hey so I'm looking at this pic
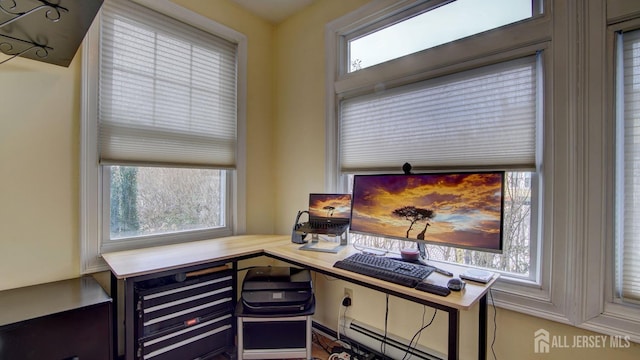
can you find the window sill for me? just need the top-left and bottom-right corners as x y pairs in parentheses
(581, 309), (640, 344)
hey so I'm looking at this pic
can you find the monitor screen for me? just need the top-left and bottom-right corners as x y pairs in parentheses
(308, 193), (352, 219)
(350, 172), (504, 253)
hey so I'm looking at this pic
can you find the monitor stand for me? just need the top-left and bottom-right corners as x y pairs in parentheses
(416, 243), (454, 276)
(418, 242), (427, 260)
(298, 232), (348, 253)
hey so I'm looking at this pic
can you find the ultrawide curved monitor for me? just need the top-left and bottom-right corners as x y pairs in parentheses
(349, 172), (504, 253)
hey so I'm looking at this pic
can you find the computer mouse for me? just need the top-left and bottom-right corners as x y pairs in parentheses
(447, 278), (466, 291)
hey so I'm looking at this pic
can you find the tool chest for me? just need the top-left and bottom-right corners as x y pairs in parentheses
(134, 268), (234, 359)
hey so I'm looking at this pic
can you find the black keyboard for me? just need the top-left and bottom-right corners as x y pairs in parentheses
(333, 253), (435, 288)
(297, 221), (349, 235)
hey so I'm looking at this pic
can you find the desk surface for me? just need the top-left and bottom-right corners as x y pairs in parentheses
(102, 234), (497, 311)
(102, 235), (290, 279)
(265, 241), (496, 310)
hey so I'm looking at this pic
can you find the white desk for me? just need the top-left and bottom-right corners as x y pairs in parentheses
(103, 234), (496, 360)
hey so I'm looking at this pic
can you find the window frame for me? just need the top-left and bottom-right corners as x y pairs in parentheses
(343, 0), (543, 74)
(325, 0), (583, 326)
(80, 0), (247, 273)
(580, 5), (640, 341)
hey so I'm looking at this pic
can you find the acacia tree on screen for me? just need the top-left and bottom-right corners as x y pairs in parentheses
(392, 206), (435, 238)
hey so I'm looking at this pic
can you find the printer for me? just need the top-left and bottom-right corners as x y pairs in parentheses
(240, 266), (314, 314)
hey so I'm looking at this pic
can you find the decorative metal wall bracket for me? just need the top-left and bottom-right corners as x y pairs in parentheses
(0, 32), (50, 64)
(0, 0), (67, 63)
(0, 0), (68, 28)
(0, 0), (102, 66)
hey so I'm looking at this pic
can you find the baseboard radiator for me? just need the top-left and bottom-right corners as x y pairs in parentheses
(338, 317), (444, 360)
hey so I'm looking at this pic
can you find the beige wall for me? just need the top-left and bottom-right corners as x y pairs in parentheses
(0, 55), (82, 290)
(1, 0), (639, 359)
(272, 0), (371, 231)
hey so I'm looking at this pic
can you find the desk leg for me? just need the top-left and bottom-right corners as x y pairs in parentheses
(124, 279), (135, 360)
(110, 273), (119, 360)
(479, 294), (488, 360)
(232, 261), (238, 358)
(448, 309), (459, 360)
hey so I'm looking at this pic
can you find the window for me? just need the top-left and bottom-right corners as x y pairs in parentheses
(338, 54), (541, 278)
(329, 0), (543, 282)
(339, 56), (539, 170)
(616, 28), (640, 304)
(326, 0), (571, 322)
(107, 166), (227, 241)
(581, 9), (640, 342)
(81, 0), (247, 272)
(347, 0), (536, 72)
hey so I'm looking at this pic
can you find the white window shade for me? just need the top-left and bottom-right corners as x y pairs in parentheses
(618, 29), (640, 303)
(99, 0), (237, 167)
(340, 56), (538, 172)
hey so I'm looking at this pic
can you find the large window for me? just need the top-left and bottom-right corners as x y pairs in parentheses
(339, 55), (541, 278)
(329, 0), (542, 281)
(81, 0), (247, 271)
(325, 0), (578, 325)
(334, 0), (640, 342)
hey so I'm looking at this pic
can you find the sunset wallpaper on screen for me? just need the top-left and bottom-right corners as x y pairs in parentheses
(350, 172), (504, 251)
(309, 194), (352, 219)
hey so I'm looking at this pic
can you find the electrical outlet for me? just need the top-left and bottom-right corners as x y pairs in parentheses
(344, 288), (353, 305)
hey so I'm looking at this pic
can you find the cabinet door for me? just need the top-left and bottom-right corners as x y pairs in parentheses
(0, 303), (111, 360)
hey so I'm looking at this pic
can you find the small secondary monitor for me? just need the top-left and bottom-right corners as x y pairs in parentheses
(349, 172), (504, 253)
(308, 193), (352, 223)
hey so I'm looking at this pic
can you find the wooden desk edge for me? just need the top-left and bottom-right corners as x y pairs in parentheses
(102, 234), (290, 279)
(264, 242), (498, 311)
(101, 234), (497, 311)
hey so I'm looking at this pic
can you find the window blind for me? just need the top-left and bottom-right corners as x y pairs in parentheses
(99, 0), (237, 168)
(339, 55), (538, 172)
(618, 29), (640, 302)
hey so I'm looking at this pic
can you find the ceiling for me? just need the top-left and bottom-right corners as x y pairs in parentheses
(231, 0), (315, 23)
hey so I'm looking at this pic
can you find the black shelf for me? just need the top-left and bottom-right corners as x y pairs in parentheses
(0, 0), (103, 66)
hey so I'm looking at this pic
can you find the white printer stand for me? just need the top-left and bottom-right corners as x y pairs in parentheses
(235, 299), (315, 360)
